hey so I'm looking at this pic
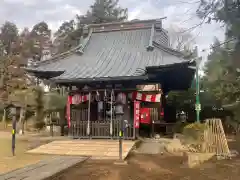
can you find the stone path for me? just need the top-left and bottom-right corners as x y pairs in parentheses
(0, 156), (88, 180)
(27, 140), (136, 160)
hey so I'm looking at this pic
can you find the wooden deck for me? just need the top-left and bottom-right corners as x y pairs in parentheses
(27, 140), (136, 160)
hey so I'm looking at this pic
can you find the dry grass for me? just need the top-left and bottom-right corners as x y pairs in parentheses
(0, 122), (12, 132)
(0, 137), (52, 174)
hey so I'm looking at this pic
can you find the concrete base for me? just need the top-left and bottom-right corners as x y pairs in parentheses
(187, 152), (215, 168)
(164, 139), (187, 156)
(45, 126), (61, 133)
(114, 160), (128, 165)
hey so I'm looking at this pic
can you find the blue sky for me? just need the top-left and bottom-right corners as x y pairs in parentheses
(0, 0), (225, 63)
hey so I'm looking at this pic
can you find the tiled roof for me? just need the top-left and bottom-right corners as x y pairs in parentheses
(27, 19), (190, 82)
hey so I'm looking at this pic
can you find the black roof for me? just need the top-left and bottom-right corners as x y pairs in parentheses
(26, 19), (193, 83)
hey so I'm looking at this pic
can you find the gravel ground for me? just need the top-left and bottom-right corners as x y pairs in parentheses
(52, 153), (240, 180)
(52, 135), (240, 180)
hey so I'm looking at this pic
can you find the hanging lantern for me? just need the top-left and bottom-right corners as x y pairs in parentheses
(72, 94), (82, 104)
(104, 89), (108, 101)
(81, 93), (87, 102)
(91, 93), (95, 102)
(117, 92), (126, 104)
(95, 91), (100, 101)
(111, 90), (115, 102)
(160, 108), (164, 117)
(115, 104), (124, 115)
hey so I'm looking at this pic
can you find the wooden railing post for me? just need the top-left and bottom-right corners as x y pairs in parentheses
(87, 92), (91, 137)
(11, 107), (17, 156)
(110, 90), (113, 137)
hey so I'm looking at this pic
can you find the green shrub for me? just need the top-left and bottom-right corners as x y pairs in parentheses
(34, 121), (45, 130)
(183, 122), (206, 142)
(173, 121), (187, 133)
(182, 122), (206, 152)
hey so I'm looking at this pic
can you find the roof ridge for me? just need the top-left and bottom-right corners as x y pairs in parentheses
(76, 28), (93, 55)
(88, 17), (166, 28)
(152, 41), (185, 58)
(147, 24), (155, 51)
(92, 26), (151, 33)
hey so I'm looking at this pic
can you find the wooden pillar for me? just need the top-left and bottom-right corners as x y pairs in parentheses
(87, 92), (91, 136)
(110, 90), (113, 136)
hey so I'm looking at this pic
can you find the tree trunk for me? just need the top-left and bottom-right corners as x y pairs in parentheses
(18, 108), (26, 135)
(2, 108), (7, 129)
(50, 113), (53, 136)
(236, 123), (240, 135)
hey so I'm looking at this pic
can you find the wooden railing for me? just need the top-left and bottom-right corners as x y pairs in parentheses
(70, 108), (135, 139)
(69, 120), (134, 139)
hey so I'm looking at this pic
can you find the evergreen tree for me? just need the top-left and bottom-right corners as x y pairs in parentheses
(202, 37), (240, 126)
(0, 21), (18, 55)
(89, 0), (128, 23)
(197, 0), (240, 67)
(30, 21), (52, 62)
(55, 0), (128, 54)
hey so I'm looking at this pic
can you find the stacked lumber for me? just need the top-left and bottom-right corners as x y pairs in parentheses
(203, 118), (231, 159)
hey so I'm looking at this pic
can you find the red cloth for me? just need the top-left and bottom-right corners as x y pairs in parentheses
(140, 108), (151, 124)
(129, 92), (161, 102)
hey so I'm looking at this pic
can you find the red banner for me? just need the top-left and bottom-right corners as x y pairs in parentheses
(134, 101), (140, 128)
(140, 108), (151, 124)
(72, 94), (89, 104)
(129, 92), (161, 102)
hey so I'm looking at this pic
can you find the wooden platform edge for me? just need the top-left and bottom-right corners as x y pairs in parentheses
(43, 157), (90, 180)
(0, 157), (59, 177)
(0, 157), (90, 180)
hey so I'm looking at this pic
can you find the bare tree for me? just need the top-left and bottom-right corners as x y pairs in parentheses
(167, 25), (196, 52)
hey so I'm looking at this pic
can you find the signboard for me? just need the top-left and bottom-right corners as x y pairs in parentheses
(134, 101), (140, 128)
(136, 84), (161, 91)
